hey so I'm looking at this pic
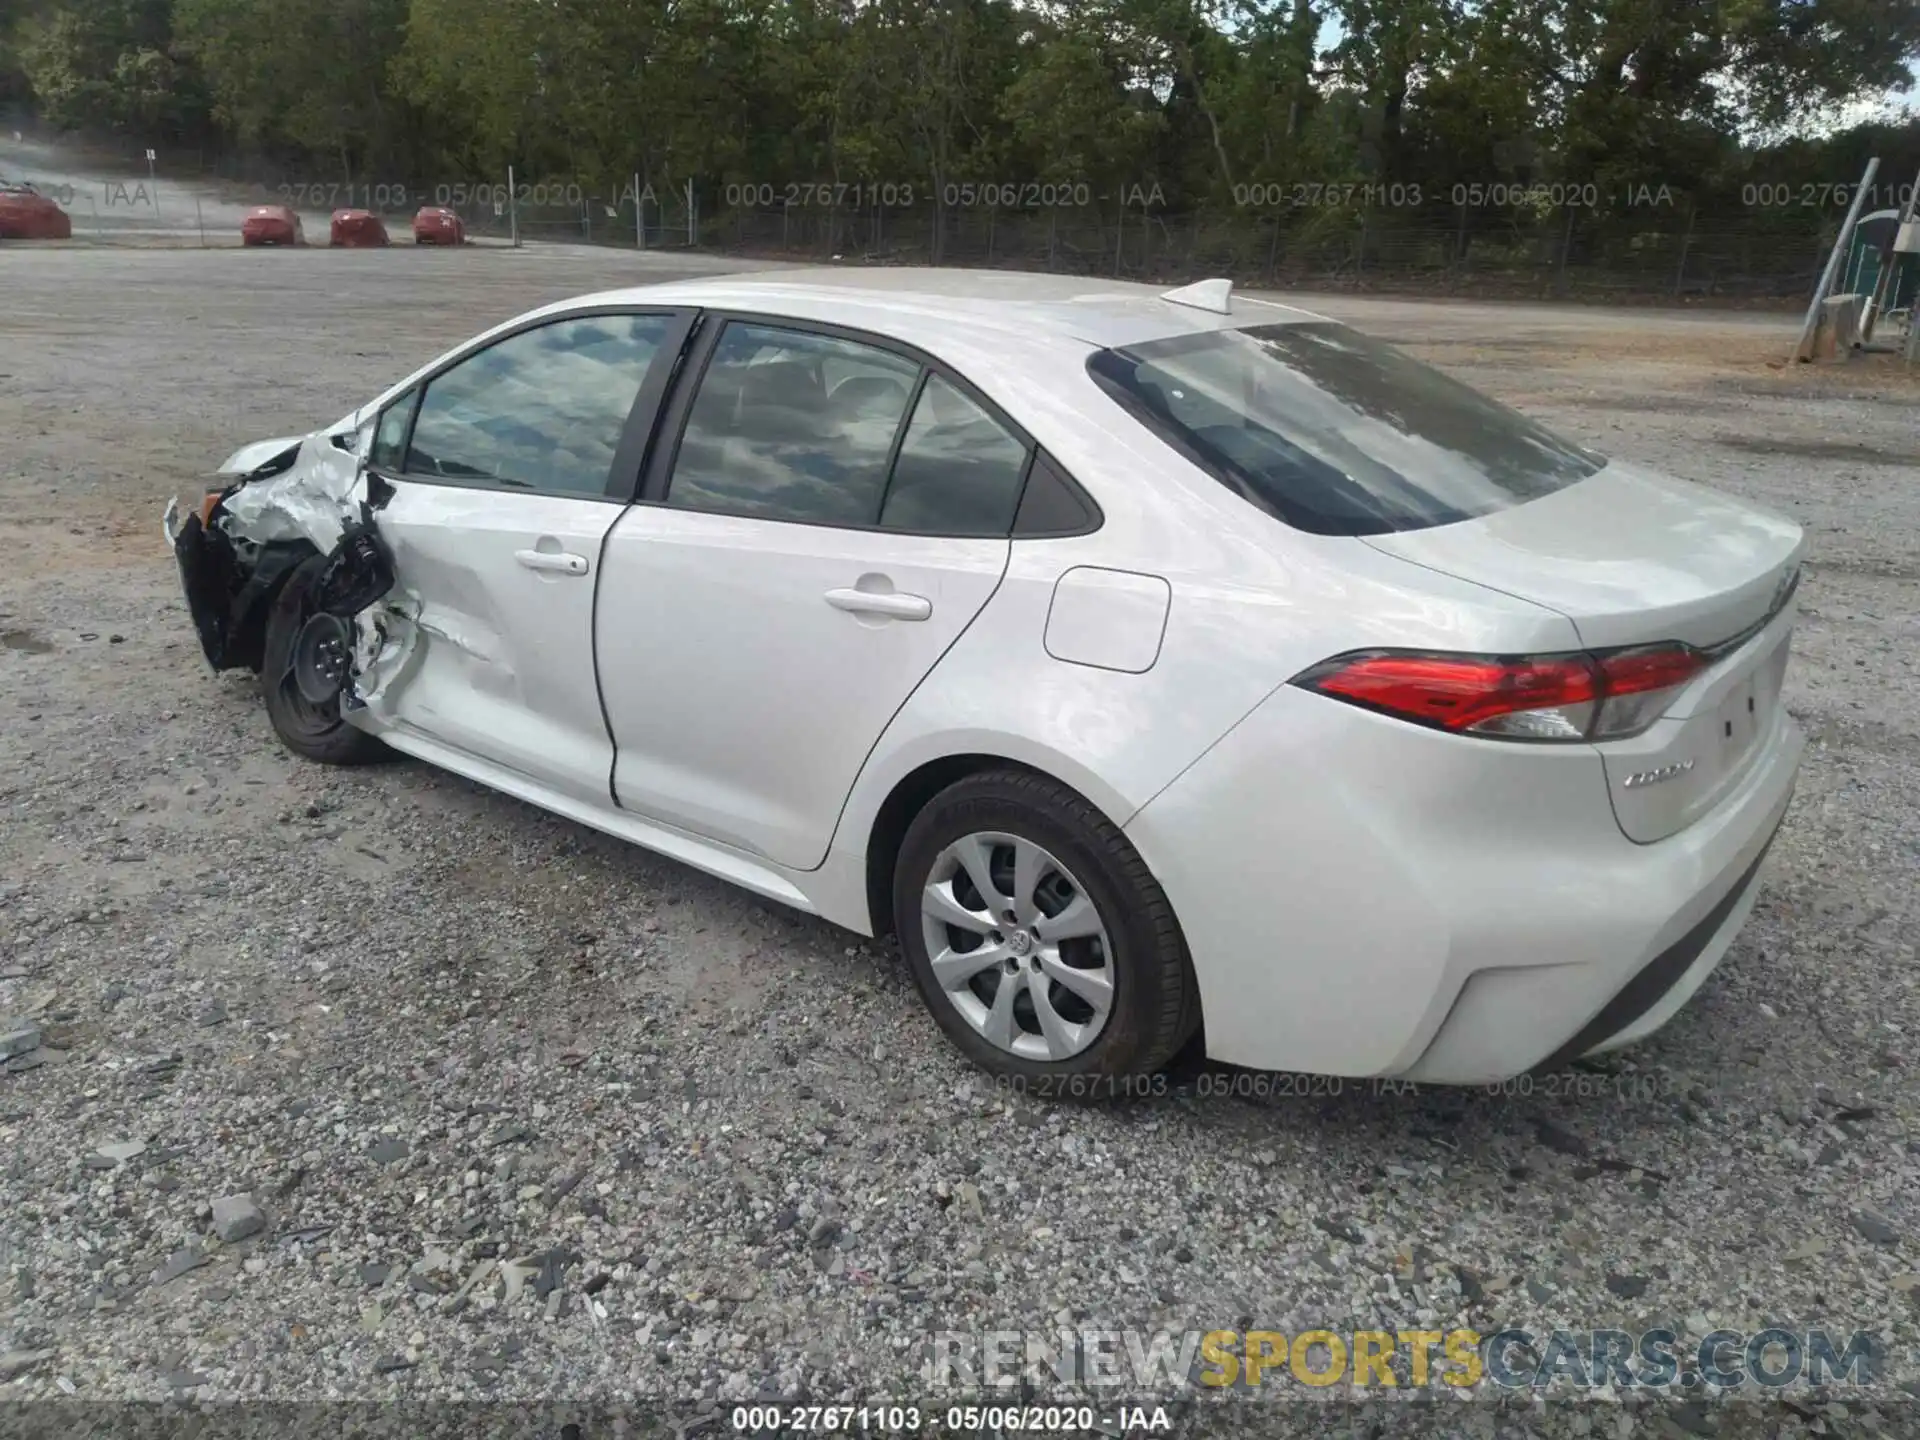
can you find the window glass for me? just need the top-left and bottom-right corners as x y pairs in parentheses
(1012, 451), (1097, 536)
(666, 323), (920, 525)
(1087, 322), (1604, 536)
(879, 374), (1030, 535)
(404, 314), (670, 495)
(369, 393), (412, 471)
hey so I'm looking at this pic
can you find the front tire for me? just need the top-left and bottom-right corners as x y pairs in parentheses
(893, 769), (1197, 1085)
(260, 554), (388, 766)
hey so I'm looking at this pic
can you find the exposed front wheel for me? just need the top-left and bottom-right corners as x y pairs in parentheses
(894, 769), (1197, 1085)
(260, 554), (388, 766)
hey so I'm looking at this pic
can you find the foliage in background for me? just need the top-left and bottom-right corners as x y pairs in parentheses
(1, 0), (1916, 229)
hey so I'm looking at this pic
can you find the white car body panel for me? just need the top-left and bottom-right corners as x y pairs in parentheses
(1123, 665), (1800, 1079)
(217, 433), (361, 548)
(180, 268), (1807, 1082)
(364, 482), (621, 805)
(216, 435), (309, 476)
(1363, 460), (1805, 652)
(1366, 461), (1806, 844)
(596, 505), (1010, 868)
(375, 722), (817, 913)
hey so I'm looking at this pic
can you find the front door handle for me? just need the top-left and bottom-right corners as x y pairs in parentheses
(824, 587), (932, 621)
(515, 549), (589, 576)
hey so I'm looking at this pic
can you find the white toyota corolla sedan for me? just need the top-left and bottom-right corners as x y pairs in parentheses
(165, 269), (1804, 1089)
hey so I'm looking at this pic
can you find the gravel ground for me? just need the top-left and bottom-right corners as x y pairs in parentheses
(1, 247), (1917, 1438)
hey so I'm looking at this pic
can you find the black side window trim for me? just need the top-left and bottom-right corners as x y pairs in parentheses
(639, 311), (1063, 540)
(868, 366), (933, 527)
(368, 305), (699, 502)
(370, 385), (424, 473)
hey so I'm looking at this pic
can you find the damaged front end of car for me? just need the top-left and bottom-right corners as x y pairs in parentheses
(164, 424), (404, 714)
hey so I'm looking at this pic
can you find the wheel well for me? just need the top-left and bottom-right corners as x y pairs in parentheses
(237, 541), (321, 672)
(861, 754), (1208, 1060)
(864, 754), (1051, 938)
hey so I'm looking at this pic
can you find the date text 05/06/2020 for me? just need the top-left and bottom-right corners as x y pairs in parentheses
(728, 1403), (1175, 1434)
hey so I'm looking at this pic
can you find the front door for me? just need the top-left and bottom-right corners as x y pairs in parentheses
(360, 308), (688, 803)
(597, 318), (1036, 869)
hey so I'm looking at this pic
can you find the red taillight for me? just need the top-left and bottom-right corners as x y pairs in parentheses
(1593, 644), (1704, 695)
(1297, 653), (1598, 733)
(1588, 643), (1707, 738)
(1293, 643), (1705, 742)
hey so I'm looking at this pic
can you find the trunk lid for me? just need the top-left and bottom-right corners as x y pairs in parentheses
(1364, 462), (1805, 842)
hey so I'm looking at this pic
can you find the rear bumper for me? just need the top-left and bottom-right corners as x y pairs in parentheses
(1123, 682), (1803, 1082)
(1531, 808), (1782, 1071)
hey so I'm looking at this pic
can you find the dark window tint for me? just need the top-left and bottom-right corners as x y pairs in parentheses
(879, 374), (1030, 535)
(667, 323), (920, 525)
(1088, 322), (1604, 536)
(404, 314), (670, 496)
(1013, 451), (1097, 536)
(369, 393), (412, 471)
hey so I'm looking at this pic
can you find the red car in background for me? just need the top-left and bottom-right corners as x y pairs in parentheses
(0, 182), (72, 240)
(329, 209), (390, 247)
(412, 206), (466, 245)
(241, 205), (305, 246)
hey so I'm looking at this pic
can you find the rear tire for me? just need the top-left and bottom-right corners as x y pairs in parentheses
(893, 768), (1197, 1090)
(260, 554), (388, 766)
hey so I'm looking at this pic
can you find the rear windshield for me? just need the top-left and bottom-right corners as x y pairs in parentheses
(1087, 322), (1603, 536)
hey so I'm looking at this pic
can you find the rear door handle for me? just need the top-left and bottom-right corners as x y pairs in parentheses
(824, 587), (932, 621)
(515, 549), (589, 576)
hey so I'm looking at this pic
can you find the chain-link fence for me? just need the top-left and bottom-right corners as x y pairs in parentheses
(0, 129), (1890, 306)
(716, 200), (1843, 302)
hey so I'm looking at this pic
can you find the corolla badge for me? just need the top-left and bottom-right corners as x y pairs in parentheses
(1622, 758), (1696, 789)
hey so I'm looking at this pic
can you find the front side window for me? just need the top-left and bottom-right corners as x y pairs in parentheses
(879, 374), (1031, 536)
(1088, 322), (1604, 536)
(404, 313), (671, 496)
(666, 323), (921, 525)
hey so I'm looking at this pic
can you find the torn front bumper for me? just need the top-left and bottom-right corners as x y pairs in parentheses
(165, 491), (314, 673)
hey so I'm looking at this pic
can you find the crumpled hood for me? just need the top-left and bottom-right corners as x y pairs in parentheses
(215, 416), (366, 551)
(215, 434), (310, 477)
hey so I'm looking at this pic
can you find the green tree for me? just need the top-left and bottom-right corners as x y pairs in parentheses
(174, 0), (409, 178)
(16, 0), (203, 134)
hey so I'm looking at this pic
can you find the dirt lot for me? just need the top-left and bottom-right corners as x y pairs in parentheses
(1, 246), (1917, 1435)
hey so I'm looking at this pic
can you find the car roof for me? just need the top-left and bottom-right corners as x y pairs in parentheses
(563, 267), (1329, 351)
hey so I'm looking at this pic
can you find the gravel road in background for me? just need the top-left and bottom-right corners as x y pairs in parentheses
(1, 247), (1916, 1437)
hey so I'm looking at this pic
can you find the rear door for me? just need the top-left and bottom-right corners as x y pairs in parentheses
(362, 308), (692, 804)
(597, 317), (1034, 869)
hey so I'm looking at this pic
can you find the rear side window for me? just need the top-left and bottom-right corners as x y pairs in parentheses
(665, 323), (920, 525)
(879, 374), (1030, 536)
(1088, 322), (1603, 536)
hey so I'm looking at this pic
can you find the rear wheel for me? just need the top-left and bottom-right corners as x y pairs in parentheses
(893, 769), (1197, 1087)
(260, 554), (387, 765)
